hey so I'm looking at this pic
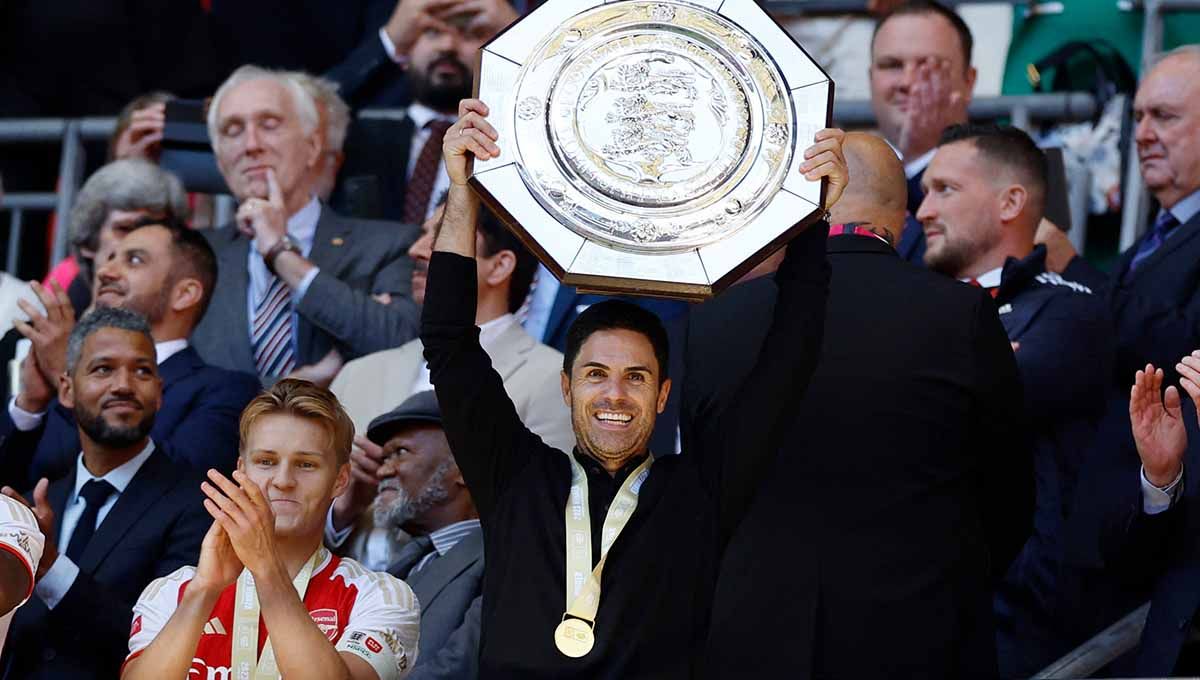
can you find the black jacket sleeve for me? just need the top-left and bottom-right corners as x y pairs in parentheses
(691, 222), (831, 547)
(421, 252), (551, 519)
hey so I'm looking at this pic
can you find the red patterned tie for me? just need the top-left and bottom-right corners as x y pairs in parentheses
(402, 119), (452, 225)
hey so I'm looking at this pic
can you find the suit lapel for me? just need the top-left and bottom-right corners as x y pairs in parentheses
(156, 346), (203, 388)
(49, 469), (75, 541)
(217, 231), (256, 373)
(409, 530), (483, 611)
(296, 206), (353, 363)
(76, 451), (171, 573)
(1122, 216), (1200, 285)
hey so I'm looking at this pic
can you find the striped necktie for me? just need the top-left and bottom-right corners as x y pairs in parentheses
(252, 274), (296, 379)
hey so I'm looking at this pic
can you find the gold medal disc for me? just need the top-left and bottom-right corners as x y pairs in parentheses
(554, 617), (595, 658)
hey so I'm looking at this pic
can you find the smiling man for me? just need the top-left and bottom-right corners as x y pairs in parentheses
(0, 308), (210, 680)
(0, 218), (259, 491)
(122, 379), (420, 680)
(419, 98), (845, 678)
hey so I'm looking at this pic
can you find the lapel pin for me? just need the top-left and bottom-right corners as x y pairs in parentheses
(331, 237), (345, 247)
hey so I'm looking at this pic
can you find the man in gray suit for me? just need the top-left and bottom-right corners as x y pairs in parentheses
(192, 65), (420, 383)
(365, 391), (484, 680)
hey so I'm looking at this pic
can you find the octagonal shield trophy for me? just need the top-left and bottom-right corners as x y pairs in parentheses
(471, 0), (833, 300)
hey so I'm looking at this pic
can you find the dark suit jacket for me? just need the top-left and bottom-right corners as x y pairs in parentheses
(331, 115), (415, 222)
(689, 234), (1030, 679)
(896, 170), (927, 265)
(192, 205), (421, 375)
(391, 529), (484, 680)
(0, 346), (259, 490)
(0, 446), (209, 680)
(1063, 212), (1200, 388)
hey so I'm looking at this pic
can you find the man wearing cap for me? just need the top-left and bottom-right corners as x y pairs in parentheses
(364, 391), (482, 680)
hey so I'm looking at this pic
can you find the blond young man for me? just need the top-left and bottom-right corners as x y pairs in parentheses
(122, 379), (420, 680)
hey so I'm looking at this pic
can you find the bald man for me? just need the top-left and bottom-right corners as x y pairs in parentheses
(686, 132), (1029, 679)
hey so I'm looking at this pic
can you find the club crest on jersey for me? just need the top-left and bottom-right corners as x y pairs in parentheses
(310, 608), (339, 641)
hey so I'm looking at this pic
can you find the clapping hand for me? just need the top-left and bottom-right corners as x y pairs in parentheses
(14, 280), (75, 383)
(1130, 365), (1186, 488)
(897, 57), (969, 159)
(1, 479), (58, 579)
(201, 470), (281, 577)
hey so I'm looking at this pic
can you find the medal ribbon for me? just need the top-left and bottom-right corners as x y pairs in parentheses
(231, 547), (326, 680)
(562, 454), (653, 627)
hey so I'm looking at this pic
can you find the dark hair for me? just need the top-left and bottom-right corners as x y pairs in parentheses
(477, 207), (538, 313)
(563, 301), (670, 380)
(129, 215), (219, 322)
(872, 1), (974, 70)
(67, 307), (154, 373)
(938, 123), (1047, 213)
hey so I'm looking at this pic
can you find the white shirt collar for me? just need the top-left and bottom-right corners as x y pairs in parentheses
(478, 313), (516, 349)
(961, 266), (1003, 288)
(407, 103), (455, 131)
(904, 148), (937, 180)
(72, 440), (156, 500)
(1164, 188), (1200, 226)
(155, 339), (188, 365)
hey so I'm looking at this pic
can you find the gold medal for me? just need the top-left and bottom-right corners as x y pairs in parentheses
(554, 616), (595, 658)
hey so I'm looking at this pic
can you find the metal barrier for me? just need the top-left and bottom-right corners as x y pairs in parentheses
(1035, 602), (1151, 679)
(0, 91), (1099, 276)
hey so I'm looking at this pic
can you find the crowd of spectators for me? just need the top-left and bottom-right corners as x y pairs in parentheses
(0, 0), (1197, 678)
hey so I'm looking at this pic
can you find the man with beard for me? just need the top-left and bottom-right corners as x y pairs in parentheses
(193, 66), (420, 383)
(420, 98), (845, 678)
(0, 307), (210, 680)
(0, 218), (260, 490)
(917, 124), (1114, 676)
(331, 0), (518, 223)
(361, 391), (484, 680)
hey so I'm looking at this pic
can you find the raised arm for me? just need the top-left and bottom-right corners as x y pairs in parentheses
(420, 98), (552, 519)
(693, 129), (847, 546)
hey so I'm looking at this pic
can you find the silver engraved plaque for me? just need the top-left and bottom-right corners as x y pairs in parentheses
(472, 0), (833, 299)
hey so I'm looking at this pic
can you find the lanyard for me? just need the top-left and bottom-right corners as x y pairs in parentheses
(231, 547), (325, 679)
(555, 453), (653, 657)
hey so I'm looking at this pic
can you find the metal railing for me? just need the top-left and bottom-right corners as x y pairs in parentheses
(0, 92), (1101, 277)
(1035, 602), (1151, 679)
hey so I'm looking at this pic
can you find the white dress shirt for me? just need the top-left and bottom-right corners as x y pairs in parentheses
(904, 147), (937, 180)
(8, 339), (192, 432)
(960, 266), (1003, 288)
(36, 441), (155, 609)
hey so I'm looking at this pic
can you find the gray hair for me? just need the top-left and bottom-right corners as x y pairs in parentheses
(66, 307), (154, 374)
(70, 159), (188, 258)
(293, 73), (351, 152)
(207, 65), (321, 147)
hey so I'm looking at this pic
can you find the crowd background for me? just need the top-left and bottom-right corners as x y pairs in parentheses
(1, 0), (1200, 678)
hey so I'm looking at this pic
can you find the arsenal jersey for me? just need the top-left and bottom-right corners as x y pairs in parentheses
(126, 551), (420, 679)
(0, 495), (43, 658)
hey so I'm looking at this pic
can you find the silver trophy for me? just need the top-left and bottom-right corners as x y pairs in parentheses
(472, 0), (833, 299)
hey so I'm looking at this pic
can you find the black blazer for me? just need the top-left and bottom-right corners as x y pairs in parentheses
(0, 446), (209, 680)
(0, 346), (259, 490)
(331, 115), (415, 222)
(688, 234), (1030, 679)
(1064, 212), (1200, 387)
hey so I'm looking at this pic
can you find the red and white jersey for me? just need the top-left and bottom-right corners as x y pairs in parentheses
(0, 495), (43, 658)
(126, 552), (420, 680)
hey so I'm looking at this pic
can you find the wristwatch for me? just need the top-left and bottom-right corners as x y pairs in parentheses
(264, 235), (302, 276)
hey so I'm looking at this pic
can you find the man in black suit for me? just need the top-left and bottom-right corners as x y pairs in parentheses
(0, 218), (260, 489)
(1040, 45), (1200, 390)
(869, 0), (976, 264)
(0, 307), (209, 680)
(917, 124), (1115, 675)
(346, 391), (485, 680)
(193, 66), (421, 384)
(693, 132), (1029, 679)
(330, 0), (518, 223)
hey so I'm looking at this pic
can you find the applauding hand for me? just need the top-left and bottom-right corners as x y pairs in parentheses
(1130, 365), (1186, 488)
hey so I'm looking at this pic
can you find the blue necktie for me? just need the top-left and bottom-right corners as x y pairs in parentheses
(1129, 211), (1181, 273)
